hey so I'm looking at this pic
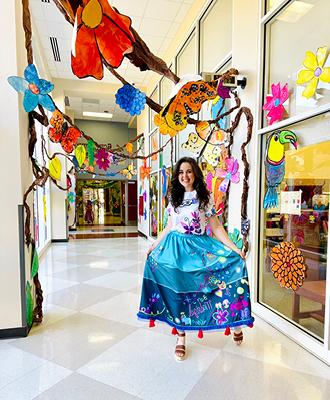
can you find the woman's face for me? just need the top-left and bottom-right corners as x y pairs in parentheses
(178, 162), (195, 192)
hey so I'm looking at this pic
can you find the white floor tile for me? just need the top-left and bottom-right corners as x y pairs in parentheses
(0, 380), (41, 400)
(84, 271), (143, 291)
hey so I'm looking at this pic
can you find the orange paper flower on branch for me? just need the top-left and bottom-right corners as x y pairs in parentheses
(126, 142), (133, 154)
(269, 242), (307, 291)
(72, 0), (135, 80)
(139, 159), (151, 181)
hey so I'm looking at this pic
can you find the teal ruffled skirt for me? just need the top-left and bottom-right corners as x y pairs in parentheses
(137, 231), (254, 332)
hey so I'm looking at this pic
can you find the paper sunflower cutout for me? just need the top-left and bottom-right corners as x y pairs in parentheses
(95, 148), (110, 171)
(296, 45), (330, 99)
(49, 110), (81, 153)
(115, 84), (146, 116)
(262, 82), (289, 125)
(215, 157), (240, 193)
(72, 0), (135, 80)
(8, 64), (55, 112)
(269, 242), (307, 291)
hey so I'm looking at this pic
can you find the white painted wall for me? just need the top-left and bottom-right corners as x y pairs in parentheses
(0, 0), (34, 330)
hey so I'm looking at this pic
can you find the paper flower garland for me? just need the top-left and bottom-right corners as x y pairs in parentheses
(48, 110), (81, 153)
(95, 148), (110, 171)
(71, 0), (135, 80)
(115, 84), (146, 116)
(262, 82), (289, 125)
(296, 45), (330, 99)
(215, 158), (240, 193)
(8, 64), (55, 112)
(269, 242), (306, 291)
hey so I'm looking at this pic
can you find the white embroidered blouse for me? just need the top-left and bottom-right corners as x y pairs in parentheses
(167, 190), (217, 235)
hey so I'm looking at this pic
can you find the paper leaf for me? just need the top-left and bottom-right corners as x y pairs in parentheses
(75, 145), (86, 167)
(49, 157), (62, 180)
(26, 282), (34, 325)
(31, 249), (39, 279)
(87, 140), (95, 165)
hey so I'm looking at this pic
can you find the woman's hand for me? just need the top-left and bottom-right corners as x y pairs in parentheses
(146, 246), (154, 259)
(235, 248), (245, 260)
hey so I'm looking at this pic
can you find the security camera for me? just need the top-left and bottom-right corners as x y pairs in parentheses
(201, 72), (247, 90)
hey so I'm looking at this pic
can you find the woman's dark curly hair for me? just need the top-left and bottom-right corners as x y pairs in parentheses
(170, 157), (210, 211)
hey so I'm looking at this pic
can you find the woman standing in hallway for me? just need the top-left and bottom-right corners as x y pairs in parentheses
(84, 199), (94, 224)
(137, 157), (254, 360)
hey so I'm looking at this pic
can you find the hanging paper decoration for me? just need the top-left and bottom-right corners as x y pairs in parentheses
(49, 157), (62, 180)
(75, 145), (86, 167)
(162, 166), (171, 206)
(151, 136), (158, 161)
(48, 110), (81, 153)
(31, 248), (39, 279)
(126, 142), (133, 154)
(140, 159), (151, 181)
(241, 219), (250, 236)
(95, 148), (110, 171)
(107, 152), (114, 164)
(122, 163), (137, 179)
(216, 80), (230, 99)
(211, 96), (226, 130)
(154, 114), (179, 137)
(143, 190), (147, 202)
(229, 228), (243, 250)
(206, 172), (225, 214)
(43, 193), (47, 223)
(293, 229), (305, 246)
(87, 140), (95, 166)
(71, 0), (135, 80)
(84, 158), (96, 172)
(112, 154), (121, 165)
(7, 64), (55, 112)
(67, 191), (76, 203)
(182, 121), (228, 167)
(158, 80), (217, 133)
(115, 84), (146, 116)
(215, 158), (240, 193)
(26, 282), (34, 325)
(296, 45), (330, 99)
(269, 242), (307, 291)
(262, 82), (290, 125)
(263, 130), (297, 209)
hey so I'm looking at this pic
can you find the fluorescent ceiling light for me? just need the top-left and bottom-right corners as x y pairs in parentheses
(83, 111), (113, 118)
(271, 1), (314, 23)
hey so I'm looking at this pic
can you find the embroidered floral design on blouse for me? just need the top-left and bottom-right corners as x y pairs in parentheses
(181, 211), (202, 235)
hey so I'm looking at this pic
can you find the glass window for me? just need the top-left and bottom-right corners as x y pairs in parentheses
(149, 173), (159, 237)
(200, 0), (233, 72)
(177, 31), (196, 77)
(149, 88), (159, 132)
(258, 112), (330, 340)
(263, 0), (330, 126)
(150, 131), (159, 171)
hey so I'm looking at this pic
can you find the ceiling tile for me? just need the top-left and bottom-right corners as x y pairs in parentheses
(112, 0), (148, 17)
(38, 35), (51, 50)
(43, 48), (55, 62)
(130, 16), (142, 31)
(56, 38), (72, 53)
(166, 22), (181, 39)
(46, 59), (57, 70)
(143, 0), (181, 22)
(47, 22), (73, 39)
(59, 51), (71, 64)
(41, 2), (66, 24)
(55, 62), (72, 72)
(49, 70), (58, 78)
(33, 19), (49, 36)
(174, 3), (191, 23)
(139, 18), (171, 36)
(139, 35), (164, 52)
(159, 37), (173, 52)
(30, 1), (45, 21)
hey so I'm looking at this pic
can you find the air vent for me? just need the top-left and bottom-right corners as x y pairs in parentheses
(82, 98), (100, 105)
(41, 0), (50, 3)
(50, 37), (61, 62)
(64, 96), (70, 107)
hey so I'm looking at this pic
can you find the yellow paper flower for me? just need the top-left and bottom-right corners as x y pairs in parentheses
(154, 114), (179, 137)
(296, 45), (330, 99)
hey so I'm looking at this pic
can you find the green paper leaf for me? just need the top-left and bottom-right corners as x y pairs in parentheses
(31, 249), (39, 279)
(49, 157), (61, 180)
(87, 140), (95, 166)
(75, 145), (86, 167)
(236, 238), (243, 250)
(26, 282), (34, 326)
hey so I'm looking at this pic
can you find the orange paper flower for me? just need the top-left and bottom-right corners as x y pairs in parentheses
(126, 142), (133, 154)
(72, 0), (135, 80)
(140, 159), (151, 180)
(154, 114), (179, 137)
(269, 242), (306, 291)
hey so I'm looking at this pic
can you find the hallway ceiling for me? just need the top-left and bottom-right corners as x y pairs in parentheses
(30, 0), (195, 122)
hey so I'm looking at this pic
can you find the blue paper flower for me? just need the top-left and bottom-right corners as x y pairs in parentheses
(67, 191), (76, 203)
(8, 64), (55, 112)
(115, 84), (146, 116)
(106, 172), (116, 177)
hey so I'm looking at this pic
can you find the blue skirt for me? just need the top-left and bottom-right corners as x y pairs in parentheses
(137, 231), (254, 332)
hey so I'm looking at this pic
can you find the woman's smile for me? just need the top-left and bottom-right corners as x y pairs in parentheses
(178, 162), (195, 191)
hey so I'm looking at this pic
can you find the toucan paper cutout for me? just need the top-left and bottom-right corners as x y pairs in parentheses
(269, 242), (306, 291)
(263, 130), (297, 209)
(8, 64), (55, 112)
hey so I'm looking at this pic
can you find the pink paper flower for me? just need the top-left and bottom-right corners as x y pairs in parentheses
(95, 148), (110, 171)
(215, 158), (240, 193)
(262, 82), (289, 125)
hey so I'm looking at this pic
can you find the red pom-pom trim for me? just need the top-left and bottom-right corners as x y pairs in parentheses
(224, 325), (231, 336)
(198, 328), (203, 339)
(149, 318), (155, 328)
(248, 323), (254, 328)
(172, 326), (178, 335)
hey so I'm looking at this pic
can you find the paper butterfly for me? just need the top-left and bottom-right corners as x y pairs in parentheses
(122, 163), (137, 179)
(292, 212), (308, 225)
(160, 80), (217, 132)
(182, 121), (228, 167)
(293, 229), (304, 245)
(240, 308), (250, 320)
(48, 110), (81, 153)
(140, 159), (151, 181)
